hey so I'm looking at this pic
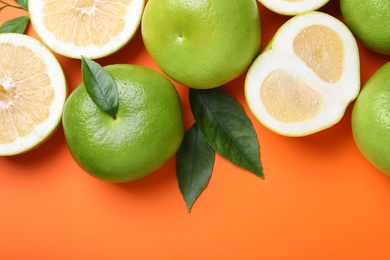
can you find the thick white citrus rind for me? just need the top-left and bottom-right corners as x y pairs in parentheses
(0, 33), (67, 156)
(28, 0), (145, 59)
(245, 12), (360, 136)
(259, 0), (329, 16)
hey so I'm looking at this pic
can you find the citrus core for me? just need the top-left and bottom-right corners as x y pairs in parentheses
(63, 65), (184, 182)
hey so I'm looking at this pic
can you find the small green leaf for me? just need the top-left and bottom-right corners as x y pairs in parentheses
(15, 0), (28, 10)
(0, 16), (29, 34)
(176, 123), (215, 212)
(81, 56), (119, 118)
(189, 88), (264, 178)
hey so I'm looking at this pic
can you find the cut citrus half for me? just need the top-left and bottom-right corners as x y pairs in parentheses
(0, 33), (67, 156)
(245, 11), (360, 136)
(258, 0), (329, 16)
(28, 0), (145, 59)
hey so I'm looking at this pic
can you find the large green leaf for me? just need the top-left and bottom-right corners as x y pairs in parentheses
(81, 56), (119, 118)
(189, 88), (263, 178)
(176, 123), (215, 212)
(15, 0), (28, 10)
(0, 16), (29, 34)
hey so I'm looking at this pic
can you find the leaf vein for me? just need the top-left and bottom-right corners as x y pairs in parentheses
(198, 91), (259, 172)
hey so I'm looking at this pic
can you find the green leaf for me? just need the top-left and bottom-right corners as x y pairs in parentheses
(15, 0), (28, 10)
(189, 88), (264, 178)
(81, 56), (119, 118)
(176, 123), (215, 212)
(0, 16), (29, 34)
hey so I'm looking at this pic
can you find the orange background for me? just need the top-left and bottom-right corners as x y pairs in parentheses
(2, 1), (390, 259)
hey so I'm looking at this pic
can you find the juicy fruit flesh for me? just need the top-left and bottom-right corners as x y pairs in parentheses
(42, 0), (132, 47)
(260, 24), (344, 123)
(293, 25), (344, 83)
(261, 69), (323, 123)
(0, 42), (54, 144)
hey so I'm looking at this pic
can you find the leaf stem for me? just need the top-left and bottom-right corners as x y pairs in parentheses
(0, 0), (27, 11)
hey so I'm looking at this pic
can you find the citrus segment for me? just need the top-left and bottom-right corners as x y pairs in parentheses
(293, 25), (344, 83)
(0, 33), (67, 155)
(245, 12), (360, 136)
(261, 69), (324, 123)
(29, 0), (145, 59)
(258, 0), (329, 15)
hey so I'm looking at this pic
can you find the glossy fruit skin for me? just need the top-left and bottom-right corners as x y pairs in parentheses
(340, 0), (390, 55)
(352, 62), (390, 175)
(63, 65), (184, 182)
(141, 0), (261, 89)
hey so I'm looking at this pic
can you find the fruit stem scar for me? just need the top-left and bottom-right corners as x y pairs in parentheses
(73, 0), (96, 13)
(178, 33), (183, 38)
(0, 78), (12, 91)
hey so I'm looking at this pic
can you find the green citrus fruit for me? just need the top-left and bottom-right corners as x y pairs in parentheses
(141, 0), (261, 89)
(340, 0), (390, 55)
(62, 65), (184, 182)
(352, 62), (390, 175)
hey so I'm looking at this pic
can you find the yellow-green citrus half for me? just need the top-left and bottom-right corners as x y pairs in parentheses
(258, 0), (330, 16)
(0, 33), (67, 156)
(29, 0), (145, 59)
(245, 12), (360, 136)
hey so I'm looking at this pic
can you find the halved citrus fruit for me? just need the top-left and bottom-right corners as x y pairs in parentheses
(0, 33), (67, 156)
(245, 11), (360, 136)
(259, 0), (329, 16)
(28, 0), (145, 59)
